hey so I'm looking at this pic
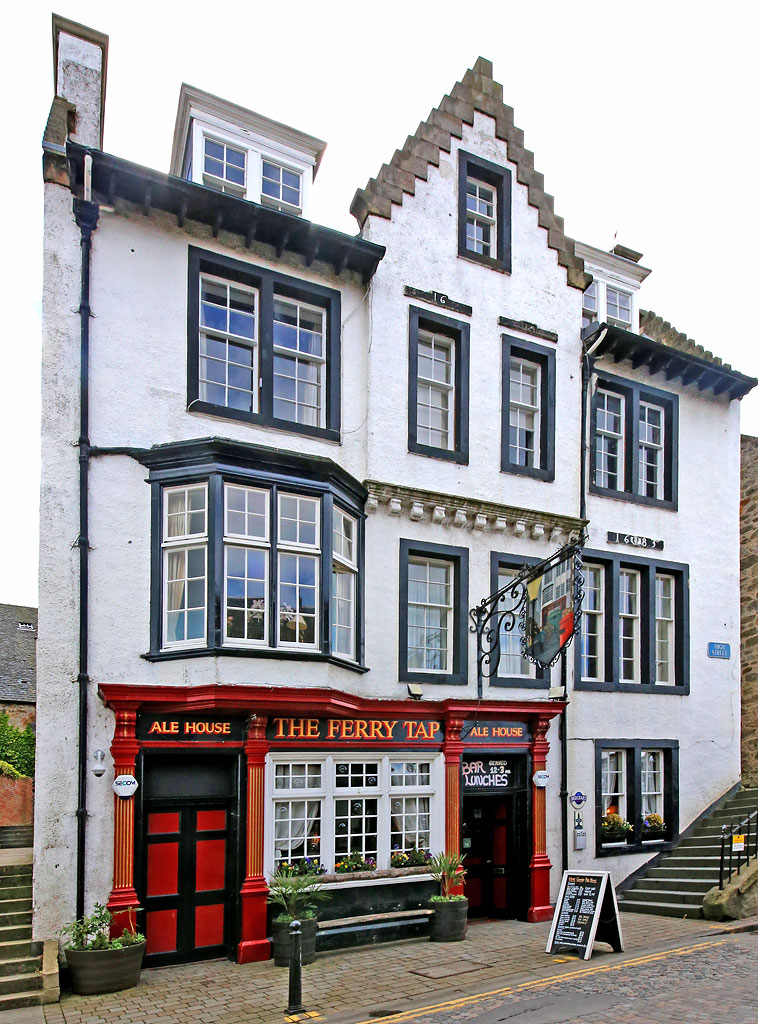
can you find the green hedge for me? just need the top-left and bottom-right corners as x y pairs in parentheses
(0, 714), (35, 777)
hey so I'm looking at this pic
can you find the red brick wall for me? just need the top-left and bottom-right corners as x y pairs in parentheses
(0, 777), (33, 826)
(741, 436), (758, 786)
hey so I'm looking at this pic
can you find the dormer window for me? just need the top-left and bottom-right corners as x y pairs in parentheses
(606, 287), (633, 329)
(262, 160), (302, 213)
(203, 138), (246, 196)
(582, 281), (598, 328)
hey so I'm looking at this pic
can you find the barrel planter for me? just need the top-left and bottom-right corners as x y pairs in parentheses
(429, 898), (468, 942)
(271, 917), (317, 966)
(66, 941), (145, 995)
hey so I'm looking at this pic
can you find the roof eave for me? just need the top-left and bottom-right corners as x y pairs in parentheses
(582, 323), (757, 400)
(66, 143), (385, 285)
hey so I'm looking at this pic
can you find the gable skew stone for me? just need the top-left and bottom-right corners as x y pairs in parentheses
(351, 57), (590, 290)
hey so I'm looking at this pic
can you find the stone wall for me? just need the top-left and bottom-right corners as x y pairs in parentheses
(0, 702), (36, 730)
(0, 777), (33, 826)
(741, 435), (758, 786)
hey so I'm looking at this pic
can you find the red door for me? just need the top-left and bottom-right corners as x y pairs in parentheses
(142, 804), (232, 965)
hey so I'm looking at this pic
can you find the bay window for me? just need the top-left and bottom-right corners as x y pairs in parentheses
(147, 442), (364, 666)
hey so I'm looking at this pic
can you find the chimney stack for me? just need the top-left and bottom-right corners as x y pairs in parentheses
(52, 14), (109, 150)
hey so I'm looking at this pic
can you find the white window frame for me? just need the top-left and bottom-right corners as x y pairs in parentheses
(198, 273), (259, 414)
(407, 557), (453, 674)
(601, 749), (627, 821)
(261, 157), (303, 213)
(265, 753), (443, 877)
(272, 296), (327, 429)
(582, 280), (598, 328)
(223, 485), (270, 648)
(189, 120), (312, 215)
(200, 135), (247, 196)
(331, 508), (358, 661)
(638, 402), (665, 500)
(595, 388), (625, 490)
(509, 358), (541, 469)
(606, 286), (633, 329)
(497, 569), (534, 678)
(581, 564), (605, 681)
(465, 177), (497, 257)
(655, 574), (675, 684)
(161, 484), (208, 650)
(277, 493), (320, 650)
(618, 569), (641, 683)
(641, 749), (664, 818)
(416, 328), (455, 451)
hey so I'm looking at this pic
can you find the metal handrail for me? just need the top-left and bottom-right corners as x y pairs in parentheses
(718, 807), (758, 889)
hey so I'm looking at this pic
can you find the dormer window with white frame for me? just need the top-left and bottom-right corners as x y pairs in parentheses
(171, 85), (326, 220)
(582, 279), (635, 332)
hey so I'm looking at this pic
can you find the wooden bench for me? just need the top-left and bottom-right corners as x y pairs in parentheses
(316, 908), (433, 950)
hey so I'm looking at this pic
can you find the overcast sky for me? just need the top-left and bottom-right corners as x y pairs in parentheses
(3, 1), (756, 607)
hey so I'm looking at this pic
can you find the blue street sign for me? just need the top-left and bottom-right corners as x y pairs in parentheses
(708, 642), (731, 660)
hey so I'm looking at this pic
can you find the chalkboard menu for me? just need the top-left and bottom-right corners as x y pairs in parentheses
(545, 871), (624, 960)
(461, 755), (526, 791)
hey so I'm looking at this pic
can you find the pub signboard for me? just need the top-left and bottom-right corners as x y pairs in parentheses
(461, 720), (530, 744)
(137, 714), (247, 741)
(461, 755), (527, 791)
(546, 871), (624, 960)
(266, 717), (444, 745)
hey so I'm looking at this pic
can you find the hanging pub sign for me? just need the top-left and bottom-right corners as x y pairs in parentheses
(461, 755), (527, 791)
(546, 871), (624, 960)
(137, 714), (247, 742)
(267, 717), (444, 744)
(524, 550), (577, 668)
(461, 720), (530, 744)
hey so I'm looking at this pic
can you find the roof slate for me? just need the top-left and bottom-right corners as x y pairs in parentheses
(350, 57), (590, 291)
(639, 310), (731, 372)
(0, 605), (37, 705)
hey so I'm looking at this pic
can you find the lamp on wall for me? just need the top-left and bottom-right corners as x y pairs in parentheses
(91, 749), (106, 778)
(407, 683), (423, 700)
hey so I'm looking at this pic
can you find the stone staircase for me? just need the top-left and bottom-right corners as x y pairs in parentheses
(618, 787), (758, 918)
(0, 860), (47, 1011)
(0, 826), (34, 850)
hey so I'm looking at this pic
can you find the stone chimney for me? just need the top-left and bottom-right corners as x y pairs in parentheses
(52, 14), (109, 150)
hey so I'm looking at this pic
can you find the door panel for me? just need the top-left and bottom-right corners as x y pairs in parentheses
(146, 909), (178, 955)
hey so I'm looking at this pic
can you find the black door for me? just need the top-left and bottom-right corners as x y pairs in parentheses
(137, 754), (239, 966)
(460, 791), (529, 919)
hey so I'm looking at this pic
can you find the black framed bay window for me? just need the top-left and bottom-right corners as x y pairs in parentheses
(501, 335), (555, 480)
(143, 440), (365, 670)
(399, 540), (469, 686)
(408, 305), (469, 464)
(595, 740), (679, 856)
(187, 246), (342, 441)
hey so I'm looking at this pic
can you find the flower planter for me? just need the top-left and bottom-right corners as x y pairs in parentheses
(429, 899), (468, 942)
(602, 831), (629, 845)
(271, 917), (317, 967)
(642, 830), (667, 841)
(66, 942), (145, 995)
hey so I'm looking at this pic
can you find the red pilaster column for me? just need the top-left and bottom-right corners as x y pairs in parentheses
(528, 715), (553, 922)
(107, 706), (140, 936)
(238, 715), (271, 964)
(443, 715), (464, 856)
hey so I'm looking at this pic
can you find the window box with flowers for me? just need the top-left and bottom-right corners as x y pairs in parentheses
(641, 813), (667, 841)
(601, 813), (633, 845)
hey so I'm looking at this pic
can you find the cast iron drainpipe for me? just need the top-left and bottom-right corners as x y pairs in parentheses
(73, 183), (99, 921)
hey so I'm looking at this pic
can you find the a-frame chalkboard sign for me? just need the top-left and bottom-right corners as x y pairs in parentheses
(545, 871), (624, 960)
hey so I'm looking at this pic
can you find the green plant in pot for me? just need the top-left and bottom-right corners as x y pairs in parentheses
(428, 851), (468, 942)
(61, 904), (145, 995)
(267, 866), (329, 966)
(601, 813), (633, 843)
(642, 813), (666, 839)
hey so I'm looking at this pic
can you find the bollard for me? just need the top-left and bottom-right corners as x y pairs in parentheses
(287, 918), (304, 1014)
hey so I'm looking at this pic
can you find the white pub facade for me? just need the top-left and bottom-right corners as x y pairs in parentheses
(36, 16), (755, 965)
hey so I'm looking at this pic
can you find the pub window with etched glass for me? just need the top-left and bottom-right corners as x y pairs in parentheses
(269, 754), (440, 874)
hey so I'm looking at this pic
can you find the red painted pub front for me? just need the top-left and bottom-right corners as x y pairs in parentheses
(100, 683), (563, 964)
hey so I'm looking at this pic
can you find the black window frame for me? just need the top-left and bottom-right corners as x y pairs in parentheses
(145, 443), (366, 671)
(457, 151), (511, 273)
(188, 246), (342, 442)
(594, 739), (679, 857)
(575, 549), (689, 694)
(501, 335), (556, 481)
(488, 552), (549, 689)
(590, 369), (678, 510)
(399, 539), (469, 686)
(408, 305), (470, 464)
